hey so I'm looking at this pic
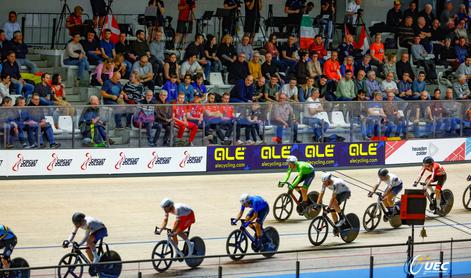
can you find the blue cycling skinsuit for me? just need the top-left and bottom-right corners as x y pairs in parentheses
(241, 195), (270, 225)
(0, 225), (17, 259)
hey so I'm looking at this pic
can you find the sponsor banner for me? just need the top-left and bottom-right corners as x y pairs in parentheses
(207, 142), (385, 171)
(386, 138), (465, 165)
(1, 147), (206, 177)
(466, 138), (471, 160)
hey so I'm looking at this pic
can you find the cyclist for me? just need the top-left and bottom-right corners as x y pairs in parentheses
(279, 156), (315, 209)
(369, 168), (403, 217)
(159, 198), (195, 256)
(232, 194), (269, 251)
(414, 156), (447, 212)
(63, 212), (108, 263)
(0, 225), (17, 269)
(316, 172), (351, 228)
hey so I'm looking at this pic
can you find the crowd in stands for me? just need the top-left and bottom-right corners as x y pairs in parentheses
(1, 0), (471, 148)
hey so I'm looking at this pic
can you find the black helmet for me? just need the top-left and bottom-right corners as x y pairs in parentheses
(423, 156), (434, 164)
(72, 212), (85, 225)
(378, 168), (389, 177)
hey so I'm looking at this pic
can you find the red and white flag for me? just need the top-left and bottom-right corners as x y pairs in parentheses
(345, 24), (369, 55)
(102, 15), (120, 44)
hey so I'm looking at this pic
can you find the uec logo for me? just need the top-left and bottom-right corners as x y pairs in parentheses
(406, 255), (449, 276)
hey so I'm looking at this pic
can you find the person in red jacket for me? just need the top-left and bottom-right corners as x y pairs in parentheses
(323, 51), (341, 81)
(173, 92), (198, 146)
(309, 35), (328, 61)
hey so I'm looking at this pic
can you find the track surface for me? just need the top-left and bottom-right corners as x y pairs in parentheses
(2, 164), (471, 277)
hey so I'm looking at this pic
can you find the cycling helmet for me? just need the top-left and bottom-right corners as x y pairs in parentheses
(378, 168), (389, 177)
(423, 156), (434, 164)
(160, 198), (174, 209)
(321, 172), (333, 182)
(72, 212), (85, 225)
(240, 193), (250, 205)
(286, 156), (298, 163)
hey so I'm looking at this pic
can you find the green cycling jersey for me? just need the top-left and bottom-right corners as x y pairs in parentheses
(282, 161), (315, 188)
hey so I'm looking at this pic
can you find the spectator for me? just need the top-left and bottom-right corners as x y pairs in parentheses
(335, 69), (356, 101)
(174, 0), (196, 47)
(293, 50), (309, 85)
(129, 30), (151, 63)
(317, 75), (335, 100)
(12, 96), (29, 147)
(91, 58), (114, 86)
(150, 30), (166, 73)
(146, 0), (165, 37)
(411, 91), (434, 137)
(133, 90), (158, 146)
(430, 19), (444, 42)
(261, 52), (281, 80)
(178, 73), (196, 103)
(219, 92), (236, 144)
(411, 35), (437, 81)
(185, 33), (211, 78)
(340, 55), (355, 77)
(365, 70), (382, 98)
(264, 33), (280, 60)
(384, 53), (398, 81)
(398, 72), (415, 100)
(386, 0), (403, 28)
(204, 34), (223, 72)
(440, 1), (455, 26)
(25, 93), (61, 148)
(204, 92), (230, 144)
(284, 0), (304, 34)
(457, 4), (468, 22)
(115, 33), (130, 65)
(222, 0), (239, 36)
(2, 51), (34, 97)
(320, 0), (335, 40)
(218, 34), (237, 68)
(5, 31), (38, 73)
(0, 73), (11, 101)
(403, 2), (418, 22)
(443, 19), (457, 42)
(455, 37), (469, 64)
(237, 35), (254, 61)
(281, 77), (299, 102)
(33, 73), (54, 106)
(396, 53), (415, 81)
(90, 0), (106, 30)
(0, 96), (18, 148)
(323, 50), (341, 81)
(414, 17), (432, 53)
(456, 56), (471, 87)
(192, 73), (208, 101)
(79, 95), (111, 146)
(253, 76), (266, 101)
(271, 93), (300, 144)
(307, 51), (322, 79)
(354, 69), (367, 95)
(383, 91), (407, 138)
(418, 4), (435, 28)
(453, 74), (471, 99)
(355, 54), (372, 76)
(133, 55), (155, 91)
(50, 73), (74, 117)
(163, 53), (180, 81)
(155, 90), (172, 146)
(381, 72), (399, 97)
(365, 91), (387, 139)
(412, 71), (427, 98)
(235, 106), (256, 145)
(338, 34), (356, 63)
(369, 33), (385, 75)
(309, 35), (328, 60)
(246, 100), (265, 144)
(303, 88), (329, 142)
(263, 75), (280, 102)
(180, 52), (203, 80)
(248, 51), (262, 81)
(228, 52), (249, 84)
(186, 95), (211, 144)
(346, 0), (362, 25)
(438, 38), (457, 68)
(3, 11), (20, 40)
(80, 30), (102, 65)
(123, 71), (145, 104)
(0, 29), (6, 61)
(230, 75), (254, 102)
(114, 53), (131, 79)
(66, 6), (84, 36)
(442, 88), (461, 135)
(280, 35), (299, 71)
(397, 16), (415, 48)
(162, 74), (179, 103)
(299, 77), (316, 102)
(244, 0), (262, 40)
(64, 33), (90, 86)
(100, 72), (127, 129)
(99, 29), (116, 60)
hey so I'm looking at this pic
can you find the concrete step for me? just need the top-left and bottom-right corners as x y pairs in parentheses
(65, 94), (82, 102)
(37, 67), (55, 73)
(26, 53), (42, 61)
(33, 60), (49, 68)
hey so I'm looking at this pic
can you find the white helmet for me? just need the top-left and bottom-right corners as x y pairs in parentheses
(240, 193), (249, 205)
(160, 198), (174, 208)
(286, 156), (298, 163)
(321, 172), (333, 182)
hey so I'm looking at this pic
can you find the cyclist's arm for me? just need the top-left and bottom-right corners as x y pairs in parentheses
(317, 186), (326, 205)
(245, 211), (258, 222)
(425, 165), (437, 187)
(171, 218), (180, 233)
(160, 212), (169, 230)
(292, 173), (304, 187)
(281, 168), (293, 183)
(415, 167), (426, 183)
(67, 226), (79, 242)
(371, 179), (381, 194)
(77, 229), (90, 246)
(235, 207), (245, 221)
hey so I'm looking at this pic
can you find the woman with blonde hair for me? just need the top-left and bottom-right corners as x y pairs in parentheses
(217, 34), (237, 68)
(384, 53), (398, 81)
(50, 73), (75, 117)
(91, 58), (114, 86)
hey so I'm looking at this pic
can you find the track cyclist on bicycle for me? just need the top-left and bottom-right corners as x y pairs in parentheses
(369, 168), (403, 216)
(316, 173), (351, 228)
(414, 156), (447, 212)
(280, 156), (315, 208)
(0, 225), (17, 269)
(63, 212), (108, 263)
(159, 198), (196, 256)
(233, 194), (269, 250)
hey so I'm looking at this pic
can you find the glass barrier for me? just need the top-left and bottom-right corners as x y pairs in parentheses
(1, 100), (470, 149)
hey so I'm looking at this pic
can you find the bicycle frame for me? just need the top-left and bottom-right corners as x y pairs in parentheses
(155, 226), (191, 254)
(373, 193), (390, 215)
(237, 220), (260, 244)
(279, 181), (304, 206)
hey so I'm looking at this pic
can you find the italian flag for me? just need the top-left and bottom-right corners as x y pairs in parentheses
(300, 15), (315, 49)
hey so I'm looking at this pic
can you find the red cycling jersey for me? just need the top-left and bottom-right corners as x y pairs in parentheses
(420, 162), (446, 180)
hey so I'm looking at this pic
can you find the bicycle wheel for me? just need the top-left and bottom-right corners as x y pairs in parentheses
(438, 189), (454, 217)
(308, 216), (329, 246)
(304, 191), (321, 219)
(151, 240), (174, 273)
(389, 214), (402, 228)
(341, 213), (360, 243)
(184, 236), (206, 268)
(98, 250), (122, 278)
(9, 257), (30, 278)
(273, 193), (294, 221)
(57, 253), (83, 278)
(261, 226), (279, 258)
(226, 229), (248, 261)
(463, 185), (471, 210)
(362, 203), (382, 232)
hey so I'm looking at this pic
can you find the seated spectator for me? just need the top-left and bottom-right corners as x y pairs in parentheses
(180, 52), (203, 80)
(293, 50), (309, 85)
(219, 92), (236, 144)
(386, 0), (403, 28)
(204, 92), (232, 144)
(307, 51), (322, 79)
(237, 35), (254, 61)
(99, 29), (116, 60)
(155, 90), (172, 146)
(253, 77), (266, 102)
(411, 35), (437, 81)
(440, 1), (454, 26)
(403, 2), (418, 22)
(204, 34), (223, 72)
(455, 20), (468, 41)
(369, 33), (385, 75)
(248, 51), (262, 81)
(456, 56), (471, 88)
(383, 91), (407, 138)
(381, 72), (399, 98)
(0, 96), (19, 148)
(65, 6), (84, 36)
(303, 88), (329, 142)
(355, 54), (372, 76)
(411, 91), (433, 138)
(129, 30), (151, 63)
(33, 73), (54, 106)
(299, 77), (316, 102)
(396, 53), (415, 81)
(115, 33), (131, 67)
(453, 74), (471, 99)
(263, 75), (280, 102)
(430, 89), (446, 134)
(228, 52), (250, 84)
(5, 31), (37, 73)
(0, 29), (6, 62)
(163, 53), (180, 81)
(11, 96), (29, 147)
(414, 16), (432, 53)
(246, 101), (265, 144)
(455, 37), (469, 64)
(25, 93), (61, 148)
(271, 93), (300, 144)
(100, 72), (127, 129)
(217, 34), (237, 68)
(91, 58), (114, 86)
(2, 51), (34, 97)
(149, 30), (166, 73)
(133, 55), (155, 91)
(114, 53), (131, 79)
(340, 56), (355, 77)
(162, 74), (179, 103)
(412, 71), (428, 98)
(133, 90), (158, 146)
(185, 33), (211, 79)
(79, 95), (112, 147)
(338, 34), (356, 63)
(123, 71), (145, 104)
(323, 51), (341, 82)
(80, 30), (102, 65)
(3, 11), (21, 40)
(186, 95), (211, 144)
(317, 75), (335, 100)
(335, 70), (356, 101)
(437, 38), (457, 69)
(264, 33), (281, 60)
(281, 77), (299, 102)
(64, 33), (90, 86)
(398, 72), (415, 100)
(235, 105), (257, 145)
(50, 73), (75, 117)
(384, 53), (398, 81)
(230, 75), (254, 103)
(354, 69), (367, 95)
(430, 18), (444, 43)
(442, 88), (461, 135)
(309, 35), (327, 60)
(261, 52), (280, 80)
(365, 91), (387, 139)
(0, 73), (11, 101)
(192, 73), (208, 102)
(396, 16), (415, 48)
(418, 4), (434, 28)
(365, 70), (382, 98)
(280, 35), (299, 71)
(443, 19), (457, 43)
(178, 74), (196, 103)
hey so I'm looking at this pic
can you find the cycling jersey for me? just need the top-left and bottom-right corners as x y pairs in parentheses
(173, 105), (187, 121)
(172, 203), (193, 220)
(241, 195), (269, 213)
(420, 162), (446, 180)
(283, 161), (315, 189)
(322, 178), (350, 195)
(377, 173), (403, 190)
(0, 225), (15, 241)
(68, 216), (106, 246)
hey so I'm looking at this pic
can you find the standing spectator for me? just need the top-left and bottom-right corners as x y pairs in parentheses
(453, 74), (471, 99)
(133, 90), (158, 146)
(309, 35), (328, 60)
(163, 53), (180, 81)
(133, 55), (155, 91)
(284, 0), (304, 34)
(271, 93), (300, 144)
(323, 51), (341, 82)
(346, 0), (362, 25)
(222, 0), (239, 36)
(2, 51), (34, 97)
(381, 72), (399, 97)
(64, 33), (90, 86)
(365, 70), (382, 98)
(33, 73), (54, 106)
(185, 34), (211, 78)
(80, 30), (102, 65)
(386, 0), (403, 28)
(162, 74), (179, 103)
(146, 0), (165, 37)
(248, 51), (262, 81)
(230, 75), (254, 102)
(178, 73), (196, 103)
(411, 35), (437, 81)
(90, 0), (107, 30)
(281, 77), (299, 102)
(6, 32), (38, 73)
(174, 0), (196, 47)
(384, 53), (398, 81)
(3, 11), (20, 40)
(398, 72), (415, 100)
(335, 70), (356, 100)
(304, 88), (329, 142)
(79, 95), (111, 146)
(412, 71), (427, 98)
(217, 34), (237, 68)
(155, 90), (172, 146)
(180, 53), (203, 79)
(91, 58), (114, 86)
(455, 37), (469, 64)
(320, 0), (335, 40)
(396, 53), (415, 81)
(244, 0), (262, 40)
(99, 29), (116, 60)
(100, 72), (127, 129)
(369, 33), (385, 75)
(66, 6), (84, 36)
(228, 52), (249, 84)
(123, 71), (145, 104)
(307, 51), (322, 79)
(204, 34), (223, 72)
(25, 93), (61, 148)
(236, 35), (254, 61)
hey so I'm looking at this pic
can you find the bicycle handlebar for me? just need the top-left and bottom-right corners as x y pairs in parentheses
(467, 175), (471, 182)
(154, 226), (172, 235)
(278, 181), (291, 188)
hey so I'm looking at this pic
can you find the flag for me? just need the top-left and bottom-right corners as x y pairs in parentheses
(102, 15), (120, 44)
(299, 15), (315, 49)
(356, 25), (369, 55)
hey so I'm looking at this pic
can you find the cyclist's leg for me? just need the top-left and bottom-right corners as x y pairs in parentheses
(174, 211), (196, 246)
(255, 206), (269, 240)
(301, 172), (315, 203)
(329, 197), (340, 223)
(1, 237), (17, 268)
(86, 234), (97, 262)
(435, 175), (447, 206)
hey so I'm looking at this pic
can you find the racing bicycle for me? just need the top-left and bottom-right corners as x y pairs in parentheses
(414, 181), (454, 217)
(0, 255), (29, 278)
(462, 175), (471, 211)
(273, 181), (320, 221)
(363, 192), (402, 232)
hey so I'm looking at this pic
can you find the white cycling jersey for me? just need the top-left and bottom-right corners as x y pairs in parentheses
(377, 173), (403, 190)
(323, 178), (351, 195)
(68, 216), (106, 246)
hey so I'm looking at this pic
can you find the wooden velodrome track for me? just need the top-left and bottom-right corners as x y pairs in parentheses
(2, 164), (471, 277)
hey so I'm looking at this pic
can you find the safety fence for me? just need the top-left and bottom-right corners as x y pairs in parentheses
(3, 238), (471, 277)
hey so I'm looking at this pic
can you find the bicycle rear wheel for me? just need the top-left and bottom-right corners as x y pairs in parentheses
(438, 189), (454, 216)
(184, 236), (206, 268)
(261, 226), (279, 258)
(98, 250), (122, 278)
(341, 213), (360, 243)
(304, 191), (321, 219)
(9, 258), (30, 278)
